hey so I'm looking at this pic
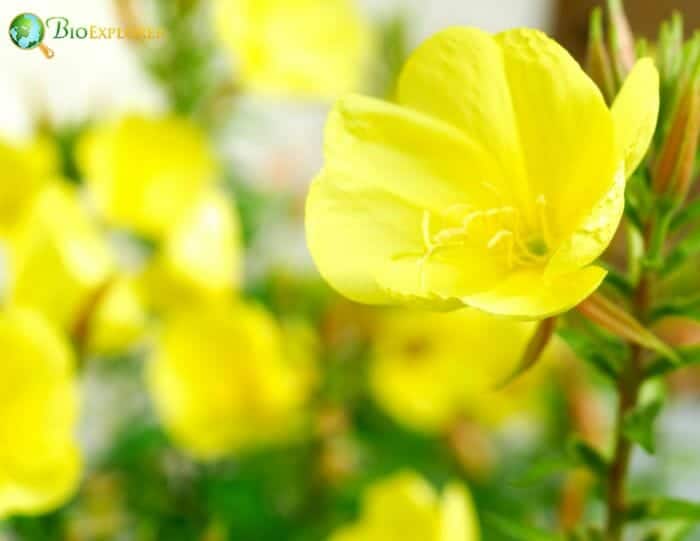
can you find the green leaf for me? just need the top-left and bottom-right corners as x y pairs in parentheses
(510, 455), (572, 487)
(627, 498), (700, 521)
(663, 229), (700, 276)
(645, 346), (700, 378)
(651, 293), (700, 322)
(671, 197), (700, 231)
(485, 513), (564, 541)
(567, 438), (609, 478)
(557, 327), (625, 381)
(622, 399), (663, 454)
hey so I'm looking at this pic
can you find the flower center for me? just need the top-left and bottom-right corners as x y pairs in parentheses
(419, 195), (552, 277)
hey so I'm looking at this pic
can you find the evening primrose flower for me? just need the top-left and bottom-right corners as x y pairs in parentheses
(370, 309), (551, 432)
(77, 115), (217, 239)
(0, 308), (81, 518)
(213, 0), (372, 98)
(0, 136), (58, 231)
(328, 471), (479, 541)
(306, 28), (659, 319)
(139, 188), (242, 312)
(6, 181), (113, 332)
(147, 301), (316, 459)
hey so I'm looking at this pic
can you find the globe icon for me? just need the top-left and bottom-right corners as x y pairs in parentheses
(8, 13), (53, 58)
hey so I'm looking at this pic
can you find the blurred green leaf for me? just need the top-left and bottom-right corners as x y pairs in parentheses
(670, 197), (700, 231)
(557, 327), (625, 381)
(645, 346), (700, 378)
(485, 513), (564, 541)
(567, 438), (609, 479)
(663, 229), (700, 277)
(627, 498), (700, 521)
(622, 399), (663, 454)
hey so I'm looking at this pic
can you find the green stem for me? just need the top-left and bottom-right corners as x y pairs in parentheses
(605, 226), (656, 539)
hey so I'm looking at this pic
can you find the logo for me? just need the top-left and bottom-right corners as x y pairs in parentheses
(9, 13), (54, 58)
(9, 13), (164, 59)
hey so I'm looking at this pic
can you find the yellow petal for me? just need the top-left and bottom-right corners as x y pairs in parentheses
(87, 277), (148, 356)
(0, 136), (57, 232)
(306, 94), (507, 304)
(362, 472), (440, 540)
(7, 182), (113, 331)
(462, 266), (607, 319)
(438, 483), (480, 541)
(143, 189), (242, 311)
(496, 29), (616, 246)
(78, 115), (216, 239)
(397, 27), (530, 212)
(0, 309), (81, 518)
(546, 166), (625, 277)
(611, 57), (660, 177)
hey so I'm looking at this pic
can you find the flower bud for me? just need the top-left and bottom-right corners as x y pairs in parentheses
(653, 35), (700, 203)
(606, 0), (637, 83)
(657, 13), (684, 93)
(576, 293), (677, 361)
(586, 7), (617, 104)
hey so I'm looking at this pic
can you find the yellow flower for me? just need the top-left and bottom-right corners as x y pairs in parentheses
(147, 301), (316, 459)
(306, 28), (659, 319)
(139, 188), (242, 312)
(0, 136), (58, 231)
(370, 308), (550, 433)
(77, 115), (217, 239)
(6, 181), (113, 332)
(0, 308), (81, 518)
(214, 0), (372, 99)
(329, 471), (479, 541)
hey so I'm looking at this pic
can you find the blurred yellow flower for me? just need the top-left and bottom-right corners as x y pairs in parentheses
(329, 471), (479, 541)
(214, 0), (372, 98)
(147, 301), (316, 459)
(6, 181), (113, 333)
(306, 28), (659, 319)
(370, 309), (550, 433)
(140, 188), (242, 312)
(0, 136), (58, 231)
(0, 309), (81, 518)
(86, 276), (148, 356)
(77, 115), (217, 239)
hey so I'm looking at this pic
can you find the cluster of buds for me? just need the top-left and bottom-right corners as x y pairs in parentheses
(587, 0), (700, 205)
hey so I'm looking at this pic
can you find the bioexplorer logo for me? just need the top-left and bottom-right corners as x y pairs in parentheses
(9, 13), (54, 58)
(8, 12), (164, 59)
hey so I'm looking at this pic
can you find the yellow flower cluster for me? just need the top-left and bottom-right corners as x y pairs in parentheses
(306, 27), (659, 319)
(329, 471), (479, 541)
(0, 111), (311, 514)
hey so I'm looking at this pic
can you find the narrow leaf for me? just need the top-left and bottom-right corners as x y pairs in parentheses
(670, 197), (700, 230)
(557, 327), (624, 381)
(627, 498), (700, 520)
(645, 346), (700, 378)
(485, 513), (564, 541)
(622, 399), (663, 453)
(567, 437), (609, 478)
(663, 229), (700, 276)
